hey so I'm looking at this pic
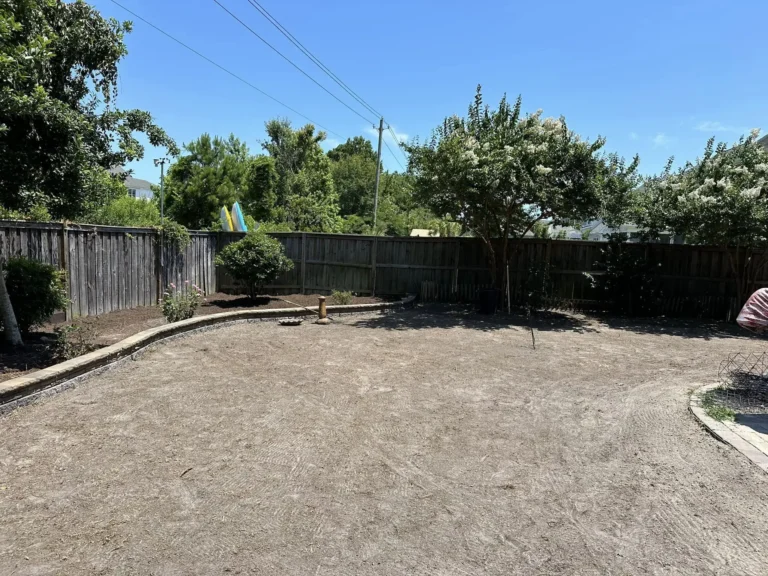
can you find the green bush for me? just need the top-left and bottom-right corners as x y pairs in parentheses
(51, 324), (96, 361)
(331, 290), (353, 305)
(161, 282), (204, 323)
(159, 220), (191, 250)
(2, 257), (68, 332)
(524, 261), (553, 312)
(214, 231), (293, 299)
(85, 195), (160, 227)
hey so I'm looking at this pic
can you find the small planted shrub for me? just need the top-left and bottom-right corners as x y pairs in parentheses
(52, 324), (96, 361)
(331, 290), (353, 305)
(215, 231), (293, 299)
(162, 282), (204, 323)
(2, 257), (68, 332)
(524, 261), (553, 312)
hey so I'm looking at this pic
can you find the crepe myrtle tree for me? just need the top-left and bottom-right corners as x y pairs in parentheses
(404, 86), (616, 288)
(633, 129), (768, 307)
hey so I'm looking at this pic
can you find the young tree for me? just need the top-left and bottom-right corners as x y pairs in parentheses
(633, 130), (768, 307)
(405, 86), (612, 287)
(0, 0), (177, 218)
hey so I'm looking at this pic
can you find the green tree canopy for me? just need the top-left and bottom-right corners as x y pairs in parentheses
(0, 0), (177, 218)
(327, 136), (377, 163)
(633, 130), (768, 305)
(164, 133), (248, 229)
(260, 119), (341, 232)
(405, 86), (628, 285)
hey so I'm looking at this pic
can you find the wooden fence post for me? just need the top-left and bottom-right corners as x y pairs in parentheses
(60, 221), (70, 320)
(301, 232), (307, 294)
(370, 236), (378, 296)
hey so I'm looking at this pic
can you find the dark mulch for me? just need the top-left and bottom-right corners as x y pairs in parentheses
(0, 293), (390, 383)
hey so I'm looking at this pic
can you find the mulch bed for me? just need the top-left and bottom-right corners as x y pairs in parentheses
(0, 293), (390, 383)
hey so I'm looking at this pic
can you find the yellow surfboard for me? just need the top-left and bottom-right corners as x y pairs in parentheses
(220, 206), (234, 231)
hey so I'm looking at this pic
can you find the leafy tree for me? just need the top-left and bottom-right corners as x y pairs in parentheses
(0, 0), (177, 218)
(261, 119), (341, 232)
(327, 136), (377, 163)
(405, 86), (620, 287)
(85, 195), (160, 227)
(242, 155), (278, 222)
(633, 130), (768, 307)
(164, 134), (248, 229)
(331, 153), (377, 217)
(215, 231), (294, 299)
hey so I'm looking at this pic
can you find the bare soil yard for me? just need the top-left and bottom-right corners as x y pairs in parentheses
(2, 307), (768, 575)
(0, 293), (387, 383)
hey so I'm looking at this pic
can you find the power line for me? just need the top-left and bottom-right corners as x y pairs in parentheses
(387, 125), (409, 164)
(243, 0), (382, 120)
(212, 0), (377, 125)
(383, 140), (406, 172)
(108, 0), (341, 137)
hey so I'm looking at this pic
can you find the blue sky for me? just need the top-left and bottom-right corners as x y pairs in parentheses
(92, 0), (767, 184)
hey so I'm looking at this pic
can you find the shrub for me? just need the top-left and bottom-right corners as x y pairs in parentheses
(85, 195), (161, 227)
(2, 257), (68, 332)
(162, 282), (204, 323)
(159, 220), (191, 250)
(524, 261), (553, 312)
(214, 232), (294, 299)
(331, 290), (353, 305)
(52, 324), (96, 361)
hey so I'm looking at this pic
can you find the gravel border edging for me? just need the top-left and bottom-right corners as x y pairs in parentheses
(689, 382), (768, 473)
(0, 295), (415, 411)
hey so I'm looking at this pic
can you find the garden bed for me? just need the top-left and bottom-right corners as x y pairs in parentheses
(0, 292), (389, 383)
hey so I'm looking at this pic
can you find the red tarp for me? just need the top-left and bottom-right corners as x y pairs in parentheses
(737, 288), (768, 332)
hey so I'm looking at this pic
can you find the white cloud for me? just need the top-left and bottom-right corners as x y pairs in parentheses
(364, 125), (409, 146)
(695, 120), (746, 133)
(652, 133), (670, 148)
(629, 132), (638, 140)
(321, 137), (340, 150)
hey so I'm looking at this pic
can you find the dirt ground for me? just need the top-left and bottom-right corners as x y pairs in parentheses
(0, 293), (387, 383)
(2, 307), (768, 575)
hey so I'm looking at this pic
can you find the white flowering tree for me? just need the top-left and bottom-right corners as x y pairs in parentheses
(634, 130), (768, 307)
(405, 86), (621, 288)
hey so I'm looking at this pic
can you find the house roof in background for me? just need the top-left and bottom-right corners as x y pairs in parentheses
(108, 166), (154, 190)
(759, 134), (768, 151)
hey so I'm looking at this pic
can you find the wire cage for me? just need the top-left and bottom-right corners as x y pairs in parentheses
(716, 352), (768, 413)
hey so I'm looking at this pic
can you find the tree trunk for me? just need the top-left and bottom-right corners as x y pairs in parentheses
(0, 262), (23, 346)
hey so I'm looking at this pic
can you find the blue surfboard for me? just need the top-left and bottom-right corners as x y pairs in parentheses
(231, 201), (247, 232)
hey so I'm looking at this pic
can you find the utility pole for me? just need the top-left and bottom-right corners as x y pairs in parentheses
(372, 117), (384, 231)
(154, 158), (169, 291)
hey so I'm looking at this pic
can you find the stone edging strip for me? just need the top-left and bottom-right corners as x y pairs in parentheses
(689, 382), (768, 473)
(0, 294), (415, 409)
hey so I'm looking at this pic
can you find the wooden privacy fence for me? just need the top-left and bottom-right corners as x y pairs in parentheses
(2, 220), (766, 320)
(0, 222), (215, 319)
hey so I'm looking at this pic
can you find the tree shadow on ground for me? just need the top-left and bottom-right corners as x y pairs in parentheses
(352, 304), (598, 334)
(354, 304), (762, 340)
(591, 314), (754, 340)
